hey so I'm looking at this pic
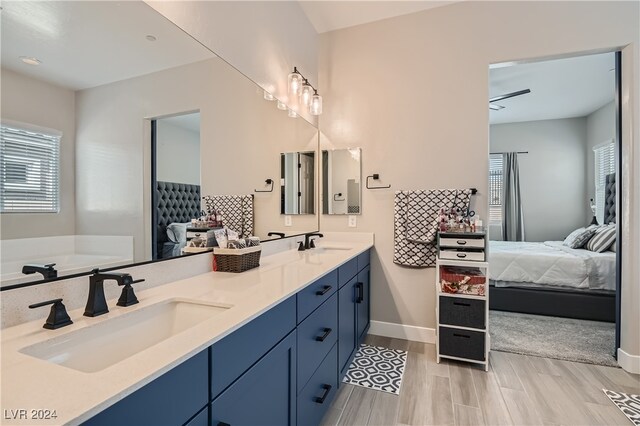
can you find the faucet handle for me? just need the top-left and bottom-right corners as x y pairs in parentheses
(298, 241), (305, 251)
(116, 279), (143, 307)
(29, 298), (73, 330)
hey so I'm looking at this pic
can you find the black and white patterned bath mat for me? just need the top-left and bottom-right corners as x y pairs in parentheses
(342, 344), (407, 395)
(604, 389), (640, 425)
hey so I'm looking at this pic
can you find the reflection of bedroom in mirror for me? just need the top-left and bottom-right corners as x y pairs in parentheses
(487, 51), (621, 367)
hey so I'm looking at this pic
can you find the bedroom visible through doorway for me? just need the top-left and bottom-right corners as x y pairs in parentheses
(487, 51), (621, 366)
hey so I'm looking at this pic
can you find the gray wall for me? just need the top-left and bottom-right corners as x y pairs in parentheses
(489, 118), (588, 242)
(156, 120), (201, 185)
(0, 69), (76, 240)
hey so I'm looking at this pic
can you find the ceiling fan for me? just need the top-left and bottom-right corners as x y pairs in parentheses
(489, 89), (531, 110)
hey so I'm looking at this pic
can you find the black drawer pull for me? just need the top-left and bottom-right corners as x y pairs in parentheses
(356, 282), (364, 303)
(453, 301), (471, 307)
(316, 285), (332, 296)
(457, 240), (467, 245)
(218, 422), (231, 426)
(314, 384), (332, 404)
(315, 328), (332, 342)
(456, 253), (467, 258)
(453, 333), (471, 339)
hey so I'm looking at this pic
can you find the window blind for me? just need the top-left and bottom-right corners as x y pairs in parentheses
(489, 154), (503, 224)
(593, 141), (615, 224)
(0, 123), (61, 213)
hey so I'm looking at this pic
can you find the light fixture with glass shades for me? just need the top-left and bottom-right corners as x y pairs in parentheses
(288, 66), (323, 116)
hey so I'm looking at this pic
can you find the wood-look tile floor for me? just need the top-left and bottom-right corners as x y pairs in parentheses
(321, 334), (640, 426)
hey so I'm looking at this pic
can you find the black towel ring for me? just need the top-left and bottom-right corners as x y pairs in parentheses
(366, 174), (391, 190)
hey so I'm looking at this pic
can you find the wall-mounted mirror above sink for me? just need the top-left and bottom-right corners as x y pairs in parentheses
(0, 1), (319, 289)
(322, 148), (362, 215)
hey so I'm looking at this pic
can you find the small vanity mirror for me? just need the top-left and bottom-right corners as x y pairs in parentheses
(280, 151), (316, 215)
(322, 148), (362, 215)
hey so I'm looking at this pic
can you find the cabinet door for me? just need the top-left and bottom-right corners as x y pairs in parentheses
(83, 350), (208, 426)
(338, 277), (357, 377)
(211, 331), (297, 426)
(356, 265), (370, 340)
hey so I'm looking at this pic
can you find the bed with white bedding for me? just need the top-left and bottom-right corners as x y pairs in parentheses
(488, 240), (616, 322)
(489, 240), (616, 291)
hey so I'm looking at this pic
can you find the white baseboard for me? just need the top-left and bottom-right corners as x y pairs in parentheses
(369, 320), (436, 344)
(617, 348), (640, 374)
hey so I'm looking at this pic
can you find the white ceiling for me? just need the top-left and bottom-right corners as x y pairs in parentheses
(490, 52), (616, 125)
(0, 1), (213, 90)
(298, 1), (456, 33)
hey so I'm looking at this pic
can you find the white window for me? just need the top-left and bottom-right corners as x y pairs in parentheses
(593, 141), (615, 225)
(489, 154), (503, 224)
(0, 122), (61, 213)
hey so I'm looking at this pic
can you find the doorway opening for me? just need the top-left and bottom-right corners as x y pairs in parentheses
(487, 51), (622, 366)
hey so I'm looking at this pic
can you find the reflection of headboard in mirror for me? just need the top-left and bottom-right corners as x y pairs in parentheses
(604, 173), (616, 225)
(154, 182), (201, 259)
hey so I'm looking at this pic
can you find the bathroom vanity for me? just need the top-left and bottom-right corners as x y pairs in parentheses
(0, 237), (372, 426)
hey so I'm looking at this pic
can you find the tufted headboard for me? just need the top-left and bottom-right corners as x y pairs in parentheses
(154, 181), (201, 258)
(604, 173), (616, 225)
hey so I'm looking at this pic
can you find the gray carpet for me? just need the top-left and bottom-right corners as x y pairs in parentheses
(490, 311), (617, 367)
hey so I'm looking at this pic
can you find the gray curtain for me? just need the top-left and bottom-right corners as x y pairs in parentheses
(502, 152), (525, 241)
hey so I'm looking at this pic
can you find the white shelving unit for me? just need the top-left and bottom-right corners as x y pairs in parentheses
(435, 231), (489, 371)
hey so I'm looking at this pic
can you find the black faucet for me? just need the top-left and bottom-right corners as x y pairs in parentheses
(22, 263), (57, 279)
(29, 298), (73, 329)
(267, 232), (286, 239)
(303, 232), (324, 250)
(84, 269), (144, 317)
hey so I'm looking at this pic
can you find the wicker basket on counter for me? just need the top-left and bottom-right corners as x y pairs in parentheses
(213, 246), (261, 273)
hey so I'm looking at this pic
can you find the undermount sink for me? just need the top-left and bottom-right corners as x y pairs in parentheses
(311, 246), (352, 253)
(20, 299), (232, 373)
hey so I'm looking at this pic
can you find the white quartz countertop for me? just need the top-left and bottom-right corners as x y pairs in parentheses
(0, 237), (373, 425)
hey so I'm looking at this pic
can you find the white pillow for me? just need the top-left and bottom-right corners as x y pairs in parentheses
(563, 226), (597, 249)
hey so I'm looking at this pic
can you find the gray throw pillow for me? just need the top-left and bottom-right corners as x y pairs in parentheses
(563, 225), (597, 249)
(586, 225), (616, 253)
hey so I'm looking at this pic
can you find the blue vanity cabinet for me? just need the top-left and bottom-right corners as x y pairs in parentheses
(210, 296), (296, 399)
(338, 251), (371, 379)
(211, 331), (297, 426)
(356, 264), (371, 340)
(82, 349), (209, 426)
(338, 276), (358, 376)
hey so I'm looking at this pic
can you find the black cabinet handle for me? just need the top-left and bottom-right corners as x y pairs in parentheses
(457, 240), (467, 245)
(316, 285), (332, 296)
(218, 422), (231, 426)
(453, 333), (471, 339)
(456, 253), (467, 258)
(315, 328), (332, 342)
(356, 282), (364, 303)
(314, 384), (332, 404)
(453, 301), (471, 307)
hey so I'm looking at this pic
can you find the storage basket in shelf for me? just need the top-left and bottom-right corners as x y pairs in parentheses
(439, 265), (486, 296)
(213, 246), (261, 273)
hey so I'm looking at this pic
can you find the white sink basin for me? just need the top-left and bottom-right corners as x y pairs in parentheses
(20, 299), (231, 373)
(311, 246), (352, 253)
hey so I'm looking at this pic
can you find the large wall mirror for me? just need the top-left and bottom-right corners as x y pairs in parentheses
(0, 1), (319, 288)
(322, 148), (362, 215)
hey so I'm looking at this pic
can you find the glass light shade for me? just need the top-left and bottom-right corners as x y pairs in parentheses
(300, 83), (313, 106)
(288, 109), (298, 118)
(263, 90), (274, 101)
(277, 100), (287, 110)
(310, 93), (323, 115)
(288, 72), (303, 95)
